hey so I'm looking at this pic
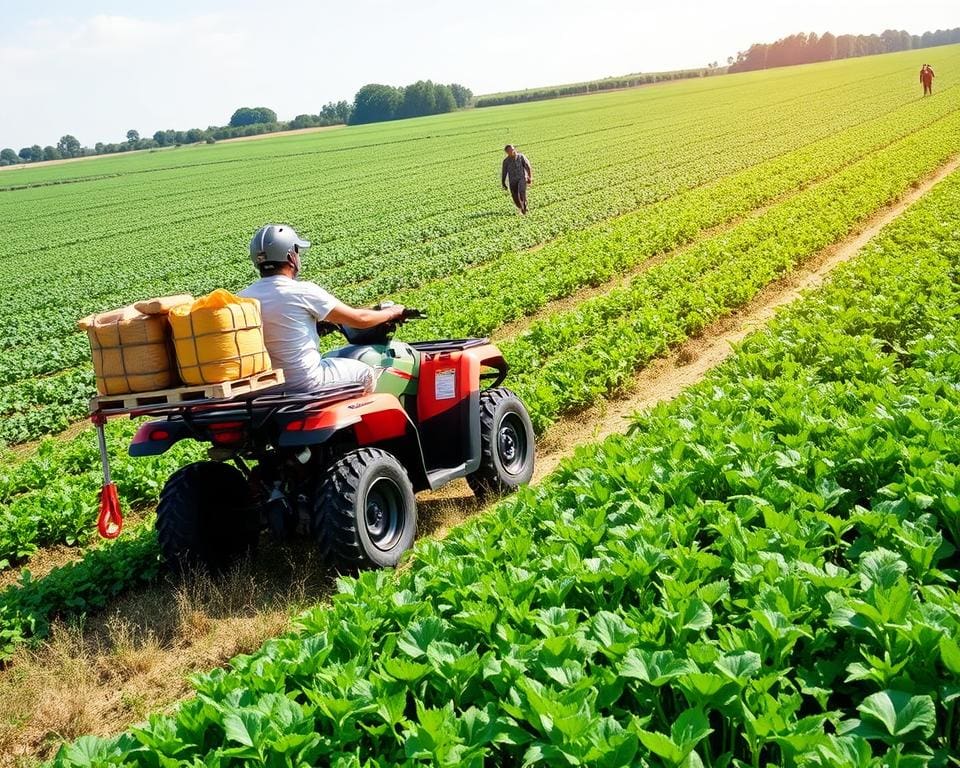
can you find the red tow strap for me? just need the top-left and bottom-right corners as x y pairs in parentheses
(92, 412), (123, 539)
(98, 482), (123, 538)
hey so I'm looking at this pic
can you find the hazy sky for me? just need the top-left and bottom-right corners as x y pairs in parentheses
(1, 1), (956, 149)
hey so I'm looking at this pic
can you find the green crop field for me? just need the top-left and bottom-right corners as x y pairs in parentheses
(2, 44), (960, 766)
(1, 46), (958, 445)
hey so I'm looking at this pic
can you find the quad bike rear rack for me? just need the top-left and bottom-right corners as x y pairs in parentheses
(89, 378), (368, 540)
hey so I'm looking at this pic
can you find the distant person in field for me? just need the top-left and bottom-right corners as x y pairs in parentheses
(501, 144), (533, 215)
(240, 224), (404, 394)
(920, 64), (935, 96)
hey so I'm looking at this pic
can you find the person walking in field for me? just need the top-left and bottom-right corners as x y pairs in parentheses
(920, 64), (935, 96)
(501, 144), (533, 214)
(240, 224), (404, 393)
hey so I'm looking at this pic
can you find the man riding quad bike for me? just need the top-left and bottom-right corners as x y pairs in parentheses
(98, 225), (536, 573)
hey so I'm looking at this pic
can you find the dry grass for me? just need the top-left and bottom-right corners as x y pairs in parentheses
(418, 490), (484, 540)
(0, 542), (330, 766)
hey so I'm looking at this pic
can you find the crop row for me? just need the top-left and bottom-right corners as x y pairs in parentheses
(498, 107), (960, 429)
(0, 93), (887, 350)
(1, 92), (958, 445)
(397, 93), (960, 338)
(49, 152), (960, 767)
(1, 99), (958, 575)
(0, 427), (202, 572)
(0, 48), (925, 196)
(0, 527), (160, 660)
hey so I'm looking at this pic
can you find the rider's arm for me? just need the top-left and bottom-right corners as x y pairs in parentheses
(326, 302), (404, 328)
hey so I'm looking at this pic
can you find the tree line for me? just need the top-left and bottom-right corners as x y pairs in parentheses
(0, 101), (355, 165)
(474, 68), (718, 108)
(728, 27), (960, 73)
(1, 82), (472, 166)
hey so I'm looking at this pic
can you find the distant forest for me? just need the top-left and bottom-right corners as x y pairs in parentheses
(729, 27), (960, 73)
(350, 82), (473, 125)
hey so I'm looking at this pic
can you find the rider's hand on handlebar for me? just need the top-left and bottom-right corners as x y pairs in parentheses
(387, 304), (405, 322)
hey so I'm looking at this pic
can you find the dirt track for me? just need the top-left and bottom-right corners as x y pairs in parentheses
(425, 154), (960, 511)
(529, 154), (960, 478)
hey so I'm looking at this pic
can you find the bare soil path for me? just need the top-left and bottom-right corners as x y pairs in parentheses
(527, 155), (960, 479)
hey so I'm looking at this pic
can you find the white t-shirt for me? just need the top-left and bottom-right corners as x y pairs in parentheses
(239, 275), (342, 392)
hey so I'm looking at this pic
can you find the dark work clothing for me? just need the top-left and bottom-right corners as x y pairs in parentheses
(502, 151), (532, 213)
(509, 177), (527, 213)
(921, 67), (934, 95)
(501, 152), (532, 184)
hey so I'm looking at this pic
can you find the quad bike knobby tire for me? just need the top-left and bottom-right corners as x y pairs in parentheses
(313, 447), (417, 570)
(156, 461), (258, 574)
(467, 387), (535, 500)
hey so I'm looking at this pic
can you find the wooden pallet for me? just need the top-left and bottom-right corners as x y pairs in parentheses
(91, 369), (285, 412)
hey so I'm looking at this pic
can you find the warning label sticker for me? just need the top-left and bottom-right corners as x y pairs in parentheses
(435, 369), (456, 400)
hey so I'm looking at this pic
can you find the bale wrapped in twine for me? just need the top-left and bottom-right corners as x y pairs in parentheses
(78, 305), (180, 396)
(168, 289), (271, 385)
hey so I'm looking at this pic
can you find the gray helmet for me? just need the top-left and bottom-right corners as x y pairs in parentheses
(249, 224), (310, 269)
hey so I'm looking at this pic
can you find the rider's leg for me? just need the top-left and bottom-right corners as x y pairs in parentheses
(320, 358), (376, 392)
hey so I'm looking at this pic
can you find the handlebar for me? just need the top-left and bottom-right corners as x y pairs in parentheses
(316, 306), (426, 342)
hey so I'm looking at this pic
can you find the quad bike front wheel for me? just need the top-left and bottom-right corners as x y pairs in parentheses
(156, 461), (259, 574)
(467, 387), (536, 500)
(313, 447), (417, 570)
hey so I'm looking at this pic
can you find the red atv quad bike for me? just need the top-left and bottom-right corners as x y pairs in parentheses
(91, 307), (535, 572)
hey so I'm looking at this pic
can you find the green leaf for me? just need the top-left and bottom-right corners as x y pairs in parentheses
(714, 651), (761, 683)
(382, 655), (431, 682)
(858, 549), (907, 591)
(681, 599), (713, 631)
(677, 671), (737, 702)
(223, 710), (264, 748)
(397, 617), (444, 659)
(638, 729), (684, 762)
(620, 649), (698, 686)
(938, 635), (960, 676)
(671, 708), (712, 751)
(53, 735), (121, 767)
(856, 690), (936, 742)
(592, 610), (638, 656)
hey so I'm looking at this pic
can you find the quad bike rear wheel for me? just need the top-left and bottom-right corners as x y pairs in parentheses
(467, 387), (536, 500)
(156, 461), (258, 574)
(313, 447), (417, 570)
